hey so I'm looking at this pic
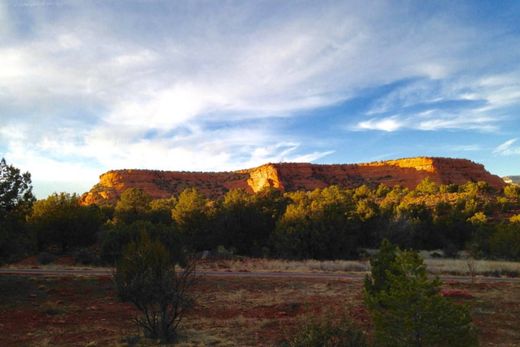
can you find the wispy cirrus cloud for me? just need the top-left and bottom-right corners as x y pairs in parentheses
(494, 139), (520, 156)
(356, 71), (520, 133)
(355, 112), (498, 132)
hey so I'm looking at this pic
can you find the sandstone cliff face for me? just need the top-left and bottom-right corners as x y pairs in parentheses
(81, 157), (505, 205)
(243, 164), (284, 193)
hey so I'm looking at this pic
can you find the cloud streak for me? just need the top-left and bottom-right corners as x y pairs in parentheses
(355, 112), (498, 132)
(494, 139), (520, 156)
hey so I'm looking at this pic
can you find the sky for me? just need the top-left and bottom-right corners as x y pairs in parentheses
(1, 0), (520, 198)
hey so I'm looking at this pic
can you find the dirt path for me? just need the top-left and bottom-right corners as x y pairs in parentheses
(1, 267), (519, 283)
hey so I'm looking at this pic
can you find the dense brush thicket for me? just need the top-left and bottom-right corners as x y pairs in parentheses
(2, 156), (520, 263)
(90, 179), (519, 262)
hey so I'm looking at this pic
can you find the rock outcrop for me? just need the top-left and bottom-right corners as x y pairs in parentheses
(81, 157), (505, 205)
(503, 176), (520, 185)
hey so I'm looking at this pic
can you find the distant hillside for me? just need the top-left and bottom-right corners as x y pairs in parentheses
(81, 157), (505, 205)
(503, 176), (520, 184)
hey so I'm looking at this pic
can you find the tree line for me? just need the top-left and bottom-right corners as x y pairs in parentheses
(1, 157), (520, 263)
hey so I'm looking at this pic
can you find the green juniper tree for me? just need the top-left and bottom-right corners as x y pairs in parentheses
(365, 240), (478, 347)
(172, 188), (213, 251)
(0, 158), (35, 262)
(114, 188), (153, 223)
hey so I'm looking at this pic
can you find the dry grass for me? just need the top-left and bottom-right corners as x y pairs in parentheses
(8, 253), (519, 278)
(198, 257), (520, 277)
(424, 258), (520, 277)
(199, 258), (369, 273)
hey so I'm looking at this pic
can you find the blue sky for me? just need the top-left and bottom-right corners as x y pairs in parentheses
(1, 0), (520, 198)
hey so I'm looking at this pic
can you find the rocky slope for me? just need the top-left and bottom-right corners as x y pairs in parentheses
(81, 157), (505, 205)
(503, 176), (520, 185)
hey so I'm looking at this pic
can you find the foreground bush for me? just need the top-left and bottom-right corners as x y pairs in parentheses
(282, 315), (367, 347)
(114, 233), (196, 343)
(365, 240), (478, 347)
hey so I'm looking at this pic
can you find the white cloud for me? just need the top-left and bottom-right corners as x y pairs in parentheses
(2, 140), (100, 187)
(3, 1), (511, 126)
(356, 112), (498, 133)
(106, 85), (224, 128)
(291, 151), (335, 163)
(366, 79), (445, 116)
(416, 114), (497, 132)
(357, 117), (404, 132)
(1, 122), (330, 198)
(241, 142), (333, 167)
(364, 69), (520, 134)
(494, 138), (520, 156)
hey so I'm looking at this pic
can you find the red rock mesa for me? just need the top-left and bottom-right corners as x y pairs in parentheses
(81, 157), (505, 205)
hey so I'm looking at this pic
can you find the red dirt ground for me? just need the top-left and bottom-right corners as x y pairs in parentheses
(0, 275), (518, 346)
